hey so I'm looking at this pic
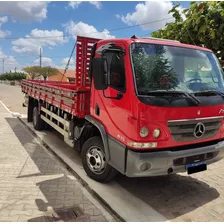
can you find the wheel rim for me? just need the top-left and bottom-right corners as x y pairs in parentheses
(33, 108), (37, 127)
(86, 146), (107, 175)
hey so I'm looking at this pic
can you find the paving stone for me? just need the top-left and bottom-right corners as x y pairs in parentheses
(0, 109), (108, 222)
(85, 209), (94, 216)
(0, 210), (10, 217)
(93, 209), (102, 216)
(17, 215), (31, 222)
(212, 205), (224, 215)
(90, 215), (107, 222)
(0, 215), (19, 222)
(10, 210), (33, 216)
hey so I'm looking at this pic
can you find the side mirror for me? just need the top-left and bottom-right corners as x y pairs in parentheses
(92, 57), (108, 90)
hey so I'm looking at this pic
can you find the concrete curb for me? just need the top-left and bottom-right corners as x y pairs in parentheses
(18, 117), (125, 222)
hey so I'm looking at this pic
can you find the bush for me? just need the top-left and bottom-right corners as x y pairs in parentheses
(0, 72), (26, 81)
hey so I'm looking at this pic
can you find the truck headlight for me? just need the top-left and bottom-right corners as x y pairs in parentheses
(140, 127), (149, 138)
(153, 128), (160, 138)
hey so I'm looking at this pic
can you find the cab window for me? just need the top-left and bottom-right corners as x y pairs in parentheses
(109, 54), (126, 92)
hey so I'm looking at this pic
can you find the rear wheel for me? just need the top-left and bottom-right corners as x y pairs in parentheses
(33, 107), (44, 131)
(82, 136), (117, 183)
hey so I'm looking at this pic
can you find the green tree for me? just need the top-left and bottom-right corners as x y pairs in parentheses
(23, 66), (41, 80)
(151, 1), (224, 60)
(23, 66), (58, 80)
(39, 67), (58, 80)
(14, 73), (26, 80)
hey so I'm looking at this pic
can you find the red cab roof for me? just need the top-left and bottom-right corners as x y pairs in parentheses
(98, 37), (212, 52)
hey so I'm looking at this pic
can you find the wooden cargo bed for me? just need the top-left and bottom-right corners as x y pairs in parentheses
(21, 80), (90, 118)
(21, 36), (101, 118)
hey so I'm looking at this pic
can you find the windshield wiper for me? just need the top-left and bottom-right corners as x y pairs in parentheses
(194, 90), (224, 99)
(139, 90), (201, 105)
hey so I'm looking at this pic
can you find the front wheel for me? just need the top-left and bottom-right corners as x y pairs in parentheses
(81, 136), (117, 183)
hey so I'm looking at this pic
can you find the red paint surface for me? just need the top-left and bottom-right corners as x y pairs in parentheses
(22, 36), (224, 151)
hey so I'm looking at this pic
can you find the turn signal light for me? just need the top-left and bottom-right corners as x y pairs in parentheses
(127, 141), (157, 148)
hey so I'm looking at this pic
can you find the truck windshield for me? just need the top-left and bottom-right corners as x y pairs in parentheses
(131, 43), (224, 97)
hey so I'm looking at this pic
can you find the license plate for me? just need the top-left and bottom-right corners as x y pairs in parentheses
(186, 161), (207, 175)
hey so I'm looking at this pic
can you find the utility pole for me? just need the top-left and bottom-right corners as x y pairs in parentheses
(40, 48), (42, 67)
(15, 67), (17, 73)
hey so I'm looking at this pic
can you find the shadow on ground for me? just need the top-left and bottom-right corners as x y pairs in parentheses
(6, 117), (220, 221)
(6, 118), (91, 222)
(116, 170), (219, 220)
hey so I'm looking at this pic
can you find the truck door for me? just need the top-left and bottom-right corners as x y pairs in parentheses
(93, 42), (131, 142)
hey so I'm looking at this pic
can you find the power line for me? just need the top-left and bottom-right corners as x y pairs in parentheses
(58, 41), (77, 85)
(0, 17), (174, 72)
(0, 17), (174, 65)
(0, 55), (37, 59)
(0, 55), (73, 60)
(1, 63), (21, 65)
(1, 17), (173, 41)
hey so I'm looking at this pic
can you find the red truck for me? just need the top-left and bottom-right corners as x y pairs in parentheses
(21, 35), (224, 183)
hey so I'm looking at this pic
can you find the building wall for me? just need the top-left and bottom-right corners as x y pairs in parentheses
(47, 73), (68, 82)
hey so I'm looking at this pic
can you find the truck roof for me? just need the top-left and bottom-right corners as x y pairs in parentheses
(97, 37), (212, 52)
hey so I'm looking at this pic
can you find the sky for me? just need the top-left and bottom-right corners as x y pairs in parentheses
(0, 1), (191, 73)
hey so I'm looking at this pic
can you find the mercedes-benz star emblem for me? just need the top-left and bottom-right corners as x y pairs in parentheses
(193, 122), (205, 138)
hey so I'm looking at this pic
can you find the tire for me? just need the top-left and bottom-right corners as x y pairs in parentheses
(81, 136), (117, 183)
(44, 122), (52, 130)
(33, 107), (44, 131)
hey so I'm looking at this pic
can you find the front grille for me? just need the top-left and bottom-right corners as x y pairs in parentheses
(168, 117), (222, 142)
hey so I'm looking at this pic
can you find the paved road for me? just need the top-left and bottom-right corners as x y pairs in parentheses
(0, 83), (26, 114)
(1, 83), (224, 221)
(0, 102), (114, 221)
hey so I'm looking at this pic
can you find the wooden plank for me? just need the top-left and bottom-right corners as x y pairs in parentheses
(41, 115), (65, 135)
(41, 107), (65, 124)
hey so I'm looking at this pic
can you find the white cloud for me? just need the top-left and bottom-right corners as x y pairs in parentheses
(120, 1), (183, 30)
(64, 21), (115, 39)
(29, 56), (76, 70)
(0, 49), (21, 73)
(68, 1), (82, 9)
(58, 57), (76, 69)
(0, 30), (11, 39)
(0, 2), (49, 23)
(68, 1), (102, 9)
(32, 57), (75, 70)
(0, 16), (11, 38)
(89, 1), (102, 9)
(12, 29), (67, 55)
(33, 57), (57, 67)
(0, 16), (8, 24)
(115, 14), (120, 19)
(61, 57), (75, 66)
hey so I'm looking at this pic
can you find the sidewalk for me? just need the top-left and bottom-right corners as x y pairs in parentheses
(0, 103), (115, 222)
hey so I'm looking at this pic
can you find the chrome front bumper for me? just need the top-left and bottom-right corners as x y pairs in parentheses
(125, 140), (224, 177)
